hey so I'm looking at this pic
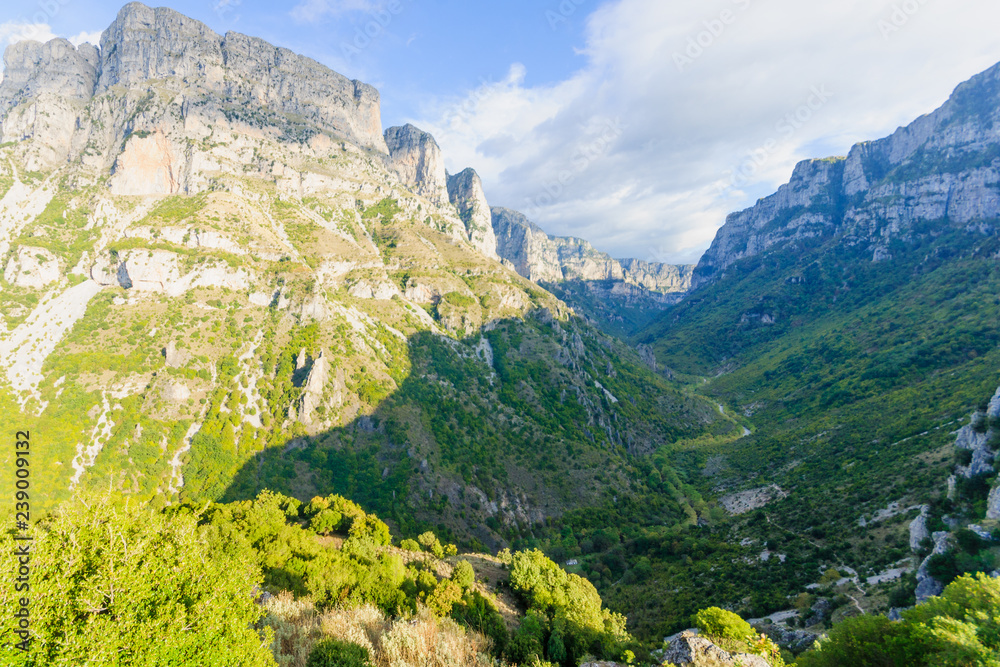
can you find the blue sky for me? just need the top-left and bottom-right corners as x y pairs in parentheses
(4, 1), (1000, 263)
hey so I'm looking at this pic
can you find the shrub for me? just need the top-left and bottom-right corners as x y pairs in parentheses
(306, 639), (371, 667)
(452, 560), (475, 590)
(311, 509), (343, 535)
(0, 496), (274, 666)
(400, 539), (421, 552)
(693, 607), (754, 642)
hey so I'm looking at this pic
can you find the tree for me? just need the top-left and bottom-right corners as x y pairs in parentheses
(0, 496), (275, 666)
(693, 607), (754, 642)
(451, 560), (475, 590)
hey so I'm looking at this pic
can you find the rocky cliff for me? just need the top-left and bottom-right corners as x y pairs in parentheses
(0, 3), (723, 550)
(447, 168), (498, 259)
(0, 3), (387, 176)
(695, 60), (1000, 288)
(491, 206), (693, 294)
(385, 124), (449, 204)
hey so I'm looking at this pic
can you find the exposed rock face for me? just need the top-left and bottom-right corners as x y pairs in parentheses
(163, 341), (191, 368)
(663, 633), (769, 667)
(3, 246), (59, 288)
(0, 39), (100, 169)
(620, 258), (695, 293)
(987, 485), (1000, 520)
(161, 381), (191, 402)
(694, 60), (1000, 289)
(90, 250), (249, 296)
(384, 124), (449, 203)
(915, 531), (952, 602)
(98, 3), (386, 152)
(491, 206), (693, 293)
(447, 168), (498, 259)
(110, 130), (181, 195)
(299, 351), (330, 425)
(0, 2), (386, 173)
(909, 505), (931, 551)
(720, 485), (787, 515)
(989, 387), (1000, 419)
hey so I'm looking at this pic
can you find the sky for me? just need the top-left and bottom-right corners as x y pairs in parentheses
(3, 1), (1000, 264)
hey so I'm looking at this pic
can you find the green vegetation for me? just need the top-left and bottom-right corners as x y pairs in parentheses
(0, 496), (274, 666)
(2, 489), (635, 666)
(506, 549), (630, 665)
(307, 639), (372, 667)
(796, 573), (1000, 666)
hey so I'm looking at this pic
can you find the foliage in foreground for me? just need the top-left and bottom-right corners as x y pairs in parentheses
(0, 490), (633, 666)
(795, 573), (1000, 666)
(0, 496), (274, 666)
(264, 593), (494, 667)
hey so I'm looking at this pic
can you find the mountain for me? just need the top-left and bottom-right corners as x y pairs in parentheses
(624, 59), (1000, 637)
(491, 207), (694, 336)
(0, 1), (730, 565)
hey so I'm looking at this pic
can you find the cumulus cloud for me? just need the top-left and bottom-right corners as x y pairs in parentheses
(414, 0), (1000, 264)
(0, 21), (57, 49)
(68, 30), (101, 47)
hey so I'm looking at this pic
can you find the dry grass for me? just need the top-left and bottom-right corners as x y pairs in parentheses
(263, 592), (499, 667)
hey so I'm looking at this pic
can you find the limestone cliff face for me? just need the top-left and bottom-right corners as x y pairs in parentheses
(695, 60), (1000, 288)
(97, 3), (386, 152)
(0, 39), (100, 170)
(0, 2), (386, 174)
(384, 124), (449, 203)
(491, 207), (693, 294)
(447, 168), (498, 259)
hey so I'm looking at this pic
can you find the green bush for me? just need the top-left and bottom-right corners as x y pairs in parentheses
(452, 560), (475, 589)
(400, 538), (421, 552)
(798, 574), (1000, 666)
(306, 638), (371, 667)
(693, 607), (754, 642)
(0, 496), (274, 666)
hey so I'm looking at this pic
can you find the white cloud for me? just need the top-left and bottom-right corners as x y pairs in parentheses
(290, 0), (379, 23)
(68, 30), (101, 47)
(413, 0), (1000, 264)
(0, 21), (57, 49)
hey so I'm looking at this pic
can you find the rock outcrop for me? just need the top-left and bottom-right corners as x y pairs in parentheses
(299, 351), (330, 425)
(663, 633), (769, 667)
(3, 246), (60, 288)
(909, 505), (931, 551)
(695, 60), (1000, 289)
(915, 531), (952, 602)
(447, 168), (498, 259)
(384, 124), (449, 203)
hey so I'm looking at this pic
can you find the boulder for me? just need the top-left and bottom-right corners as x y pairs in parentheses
(663, 633), (770, 667)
